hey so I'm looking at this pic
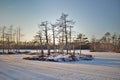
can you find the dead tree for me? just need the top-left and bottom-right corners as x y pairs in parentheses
(51, 24), (57, 52)
(69, 26), (73, 52)
(6, 25), (13, 53)
(40, 21), (50, 55)
(2, 26), (6, 53)
(16, 27), (22, 53)
(57, 13), (74, 54)
(35, 26), (44, 55)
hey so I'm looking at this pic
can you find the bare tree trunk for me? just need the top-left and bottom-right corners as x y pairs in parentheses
(16, 27), (20, 53)
(16, 28), (18, 52)
(7, 26), (13, 53)
(79, 39), (81, 55)
(9, 26), (13, 52)
(40, 34), (44, 56)
(64, 18), (68, 54)
(18, 27), (20, 52)
(69, 26), (73, 53)
(51, 24), (56, 52)
(7, 37), (10, 53)
(45, 22), (50, 55)
(2, 26), (5, 54)
(61, 27), (64, 53)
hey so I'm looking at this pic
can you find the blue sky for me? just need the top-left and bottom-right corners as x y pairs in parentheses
(0, 0), (120, 41)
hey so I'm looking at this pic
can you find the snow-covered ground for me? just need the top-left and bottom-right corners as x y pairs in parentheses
(0, 50), (120, 80)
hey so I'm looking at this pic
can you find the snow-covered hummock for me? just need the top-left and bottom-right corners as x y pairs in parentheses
(46, 54), (73, 62)
(0, 50), (120, 80)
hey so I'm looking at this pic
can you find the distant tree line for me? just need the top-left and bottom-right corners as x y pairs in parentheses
(90, 32), (120, 53)
(0, 25), (22, 53)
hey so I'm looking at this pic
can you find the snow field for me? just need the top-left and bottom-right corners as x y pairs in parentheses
(0, 50), (120, 80)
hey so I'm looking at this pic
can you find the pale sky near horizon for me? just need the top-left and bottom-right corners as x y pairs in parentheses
(0, 0), (120, 41)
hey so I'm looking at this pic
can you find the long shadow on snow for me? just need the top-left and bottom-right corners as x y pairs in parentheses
(62, 57), (120, 67)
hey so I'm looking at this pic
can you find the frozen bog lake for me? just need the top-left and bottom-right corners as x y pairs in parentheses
(0, 50), (120, 80)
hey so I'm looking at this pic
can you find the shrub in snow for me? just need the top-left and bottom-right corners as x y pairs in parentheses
(24, 52), (94, 62)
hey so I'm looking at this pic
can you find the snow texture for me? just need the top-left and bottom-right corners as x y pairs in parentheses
(0, 50), (120, 80)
